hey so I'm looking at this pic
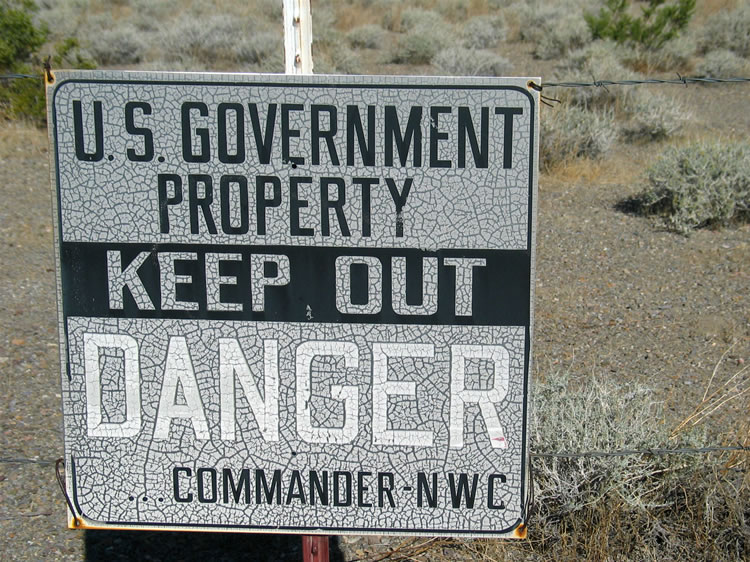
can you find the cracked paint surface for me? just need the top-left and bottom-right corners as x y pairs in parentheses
(66, 317), (526, 531)
(49, 71), (538, 536)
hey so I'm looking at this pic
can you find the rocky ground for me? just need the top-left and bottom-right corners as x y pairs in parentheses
(0, 77), (747, 560)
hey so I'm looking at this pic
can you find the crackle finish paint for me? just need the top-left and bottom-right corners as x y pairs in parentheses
(48, 71), (539, 537)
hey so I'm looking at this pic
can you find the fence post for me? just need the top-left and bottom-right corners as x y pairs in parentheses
(281, 2), (326, 561)
(282, 0), (314, 74)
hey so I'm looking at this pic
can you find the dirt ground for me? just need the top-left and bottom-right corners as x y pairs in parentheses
(0, 75), (748, 560)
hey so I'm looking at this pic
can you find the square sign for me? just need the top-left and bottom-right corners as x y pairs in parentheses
(48, 71), (538, 537)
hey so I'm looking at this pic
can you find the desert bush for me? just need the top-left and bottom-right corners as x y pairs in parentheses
(619, 33), (694, 72)
(585, 0), (696, 49)
(316, 42), (362, 75)
(540, 105), (616, 169)
(161, 14), (236, 66)
(0, 0), (46, 69)
(696, 49), (748, 79)
(346, 24), (387, 49)
(390, 27), (443, 65)
(161, 14), (279, 69)
(534, 13), (592, 59)
(513, 1), (595, 57)
(433, 0), (472, 22)
(523, 372), (748, 560)
(460, 15), (506, 49)
(0, 0), (47, 122)
(699, 4), (750, 57)
(400, 7), (446, 32)
(556, 40), (642, 109)
(620, 90), (691, 142)
(432, 47), (512, 76)
(88, 25), (146, 66)
(629, 142), (750, 233)
(235, 31), (282, 66)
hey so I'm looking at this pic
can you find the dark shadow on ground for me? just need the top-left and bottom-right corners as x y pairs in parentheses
(85, 530), (346, 561)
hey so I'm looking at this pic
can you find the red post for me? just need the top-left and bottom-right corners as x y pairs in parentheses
(302, 535), (329, 562)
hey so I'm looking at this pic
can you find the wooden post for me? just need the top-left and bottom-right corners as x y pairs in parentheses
(301, 535), (329, 562)
(282, 2), (326, 560)
(282, 0), (313, 74)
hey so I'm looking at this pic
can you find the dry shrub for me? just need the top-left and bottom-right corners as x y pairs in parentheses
(390, 28), (445, 64)
(515, 0), (596, 48)
(620, 34), (695, 73)
(346, 23), (388, 49)
(315, 41), (363, 75)
(159, 15), (281, 69)
(534, 13), (593, 60)
(620, 90), (692, 142)
(696, 49), (749, 78)
(555, 40), (642, 110)
(432, 47), (512, 76)
(351, 373), (750, 560)
(541, 106), (616, 170)
(627, 141), (750, 233)
(460, 14), (506, 49)
(88, 24), (147, 66)
(699, 4), (750, 57)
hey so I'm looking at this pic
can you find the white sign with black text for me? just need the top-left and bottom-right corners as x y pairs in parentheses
(48, 71), (538, 537)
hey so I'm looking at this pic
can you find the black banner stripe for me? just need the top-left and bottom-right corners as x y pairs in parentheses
(61, 243), (530, 326)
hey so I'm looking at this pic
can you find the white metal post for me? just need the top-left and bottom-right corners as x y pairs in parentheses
(282, 0), (314, 74)
(282, 2), (323, 560)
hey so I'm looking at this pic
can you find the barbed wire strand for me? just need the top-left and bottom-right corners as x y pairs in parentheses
(537, 75), (750, 88)
(0, 73), (41, 81)
(532, 444), (749, 459)
(4, 74), (750, 86)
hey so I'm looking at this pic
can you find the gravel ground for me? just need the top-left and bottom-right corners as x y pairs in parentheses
(0, 80), (747, 560)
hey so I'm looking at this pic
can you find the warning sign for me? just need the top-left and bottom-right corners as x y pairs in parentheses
(48, 71), (539, 537)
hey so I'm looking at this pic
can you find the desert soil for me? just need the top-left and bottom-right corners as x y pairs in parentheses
(0, 78), (747, 560)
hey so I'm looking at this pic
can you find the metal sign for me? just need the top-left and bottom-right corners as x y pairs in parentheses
(48, 70), (538, 537)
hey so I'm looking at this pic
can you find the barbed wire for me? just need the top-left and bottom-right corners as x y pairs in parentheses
(531, 444), (748, 459)
(4, 73), (750, 86)
(535, 76), (750, 89)
(0, 73), (41, 81)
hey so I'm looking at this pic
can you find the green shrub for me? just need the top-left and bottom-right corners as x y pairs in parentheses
(0, 0), (46, 121)
(541, 105), (616, 169)
(585, 0), (695, 49)
(629, 142), (750, 233)
(0, 0), (46, 69)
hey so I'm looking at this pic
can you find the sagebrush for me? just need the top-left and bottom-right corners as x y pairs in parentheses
(627, 142), (750, 233)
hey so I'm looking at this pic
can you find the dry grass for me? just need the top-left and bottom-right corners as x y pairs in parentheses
(0, 119), (47, 156)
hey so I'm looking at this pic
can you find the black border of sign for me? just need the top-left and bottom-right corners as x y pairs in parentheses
(52, 76), (537, 536)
